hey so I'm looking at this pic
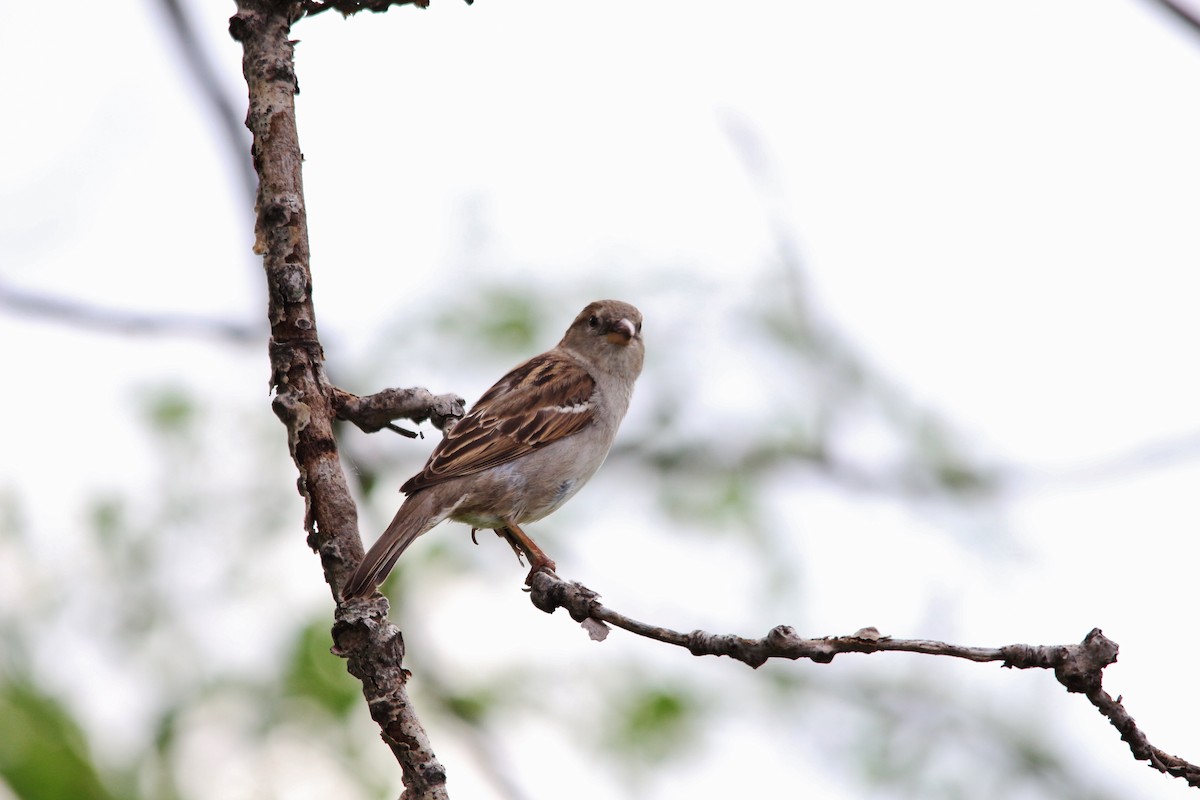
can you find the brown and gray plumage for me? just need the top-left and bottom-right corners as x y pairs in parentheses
(342, 300), (644, 599)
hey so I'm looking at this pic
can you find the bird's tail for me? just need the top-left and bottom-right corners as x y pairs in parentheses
(342, 491), (445, 599)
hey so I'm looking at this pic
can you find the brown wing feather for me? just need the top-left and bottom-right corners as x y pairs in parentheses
(401, 351), (597, 494)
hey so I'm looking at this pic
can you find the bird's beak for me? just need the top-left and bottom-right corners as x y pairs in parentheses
(606, 318), (637, 346)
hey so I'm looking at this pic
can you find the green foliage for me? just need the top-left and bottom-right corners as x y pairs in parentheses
(0, 488), (25, 545)
(137, 385), (199, 439)
(0, 278), (1109, 800)
(283, 620), (362, 719)
(440, 688), (497, 726)
(436, 288), (546, 356)
(602, 684), (699, 765)
(800, 671), (1124, 800)
(0, 681), (121, 800)
(659, 468), (757, 530)
(88, 496), (126, 550)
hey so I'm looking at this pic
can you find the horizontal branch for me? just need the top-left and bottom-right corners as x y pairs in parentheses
(527, 569), (1200, 788)
(0, 281), (260, 344)
(301, 0), (471, 16)
(1143, 0), (1200, 36)
(332, 386), (464, 438)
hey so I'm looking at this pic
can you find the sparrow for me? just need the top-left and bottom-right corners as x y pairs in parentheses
(342, 299), (644, 599)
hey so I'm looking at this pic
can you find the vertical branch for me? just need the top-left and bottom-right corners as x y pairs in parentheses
(229, 3), (449, 797)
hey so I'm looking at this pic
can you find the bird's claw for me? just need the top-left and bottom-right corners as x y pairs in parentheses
(524, 558), (557, 586)
(494, 528), (527, 563)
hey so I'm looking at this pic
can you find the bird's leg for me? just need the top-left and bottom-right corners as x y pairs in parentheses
(492, 528), (526, 563)
(478, 528), (527, 567)
(495, 522), (557, 584)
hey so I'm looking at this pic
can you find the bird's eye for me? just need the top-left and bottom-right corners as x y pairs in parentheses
(635, 321), (642, 333)
(588, 315), (601, 329)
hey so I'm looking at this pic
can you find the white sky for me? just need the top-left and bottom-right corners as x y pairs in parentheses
(2, 1), (1199, 799)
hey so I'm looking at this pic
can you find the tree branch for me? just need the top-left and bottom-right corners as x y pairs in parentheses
(229, 3), (447, 797)
(301, 0), (470, 17)
(333, 386), (465, 438)
(527, 569), (1200, 789)
(1142, 0), (1200, 37)
(0, 280), (260, 344)
(230, 0), (1197, 794)
(155, 0), (257, 208)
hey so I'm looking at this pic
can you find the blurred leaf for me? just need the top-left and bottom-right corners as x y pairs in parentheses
(660, 470), (756, 529)
(603, 684), (699, 765)
(932, 458), (996, 495)
(283, 620), (361, 718)
(913, 419), (1000, 496)
(0, 488), (25, 544)
(0, 680), (120, 800)
(85, 495), (156, 608)
(807, 672), (1123, 800)
(136, 384), (199, 439)
(436, 288), (546, 356)
(89, 496), (125, 549)
(441, 688), (497, 725)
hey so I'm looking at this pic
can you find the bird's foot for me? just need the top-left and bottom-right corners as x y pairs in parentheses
(494, 523), (556, 584)
(524, 556), (557, 586)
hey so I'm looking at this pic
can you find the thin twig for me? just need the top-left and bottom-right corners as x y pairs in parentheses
(0, 280), (260, 344)
(1142, 0), (1200, 36)
(155, 0), (257, 207)
(527, 569), (1200, 788)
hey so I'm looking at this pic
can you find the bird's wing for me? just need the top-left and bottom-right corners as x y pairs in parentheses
(401, 349), (597, 493)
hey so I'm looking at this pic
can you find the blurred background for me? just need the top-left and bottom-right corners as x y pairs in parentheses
(2, 1), (1199, 798)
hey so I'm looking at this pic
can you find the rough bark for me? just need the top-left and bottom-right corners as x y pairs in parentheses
(230, 3), (449, 796)
(529, 570), (1200, 788)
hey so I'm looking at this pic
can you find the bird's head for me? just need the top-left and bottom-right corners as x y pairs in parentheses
(561, 299), (644, 379)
